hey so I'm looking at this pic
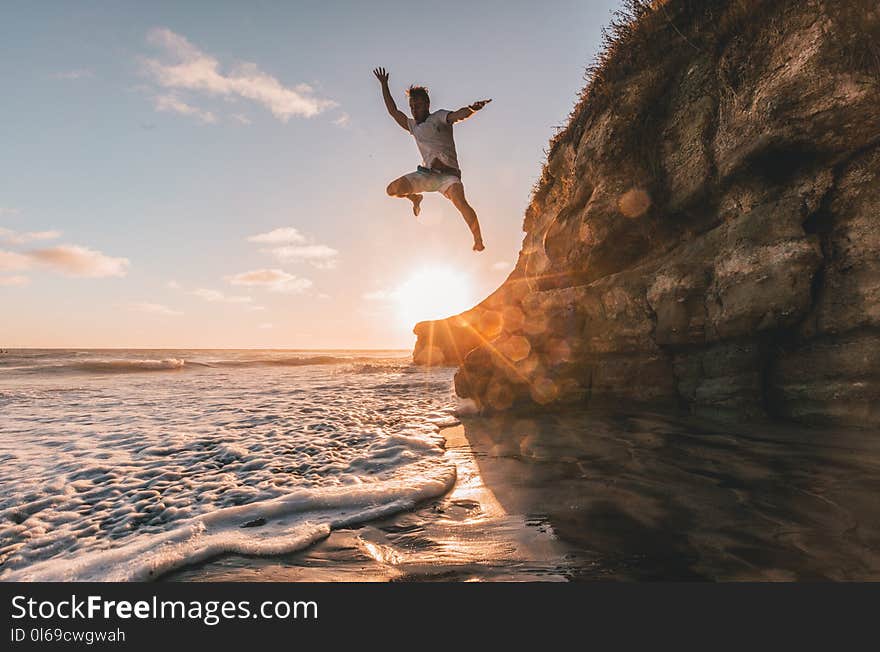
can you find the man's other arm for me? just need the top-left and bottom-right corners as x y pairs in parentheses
(446, 99), (492, 124)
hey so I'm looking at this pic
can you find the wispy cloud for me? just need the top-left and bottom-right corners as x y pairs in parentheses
(0, 275), (29, 287)
(0, 208), (20, 217)
(247, 227), (338, 269)
(226, 268), (312, 294)
(258, 322), (273, 330)
(0, 227), (62, 246)
(166, 280), (181, 290)
(191, 288), (252, 303)
(53, 69), (94, 80)
(0, 250), (32, 271)
(491, 261), (511, 271)
(141, 28), (337, 122)
(27, 245), (129, 278)
(247, 227), (306, 244)
(333, 112), (351, 128)
(125, 301), (183, 316)
(154, 94), (216, 124)
(2, 241), (128, 278)
(231, 113), (252, 125)
(265, 244), (338, 269)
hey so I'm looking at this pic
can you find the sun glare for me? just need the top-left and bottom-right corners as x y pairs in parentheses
(395, 267), (476, 326)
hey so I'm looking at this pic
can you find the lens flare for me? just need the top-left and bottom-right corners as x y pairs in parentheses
(395, 267), (476, 326)
(618, 187), (652, 218)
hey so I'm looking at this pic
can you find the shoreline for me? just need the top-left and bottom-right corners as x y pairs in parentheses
(164, 421), (575, 581)
(165, 409), (880, 582)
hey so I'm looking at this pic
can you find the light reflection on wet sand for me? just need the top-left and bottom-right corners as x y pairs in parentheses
(166, 409), (880, 581)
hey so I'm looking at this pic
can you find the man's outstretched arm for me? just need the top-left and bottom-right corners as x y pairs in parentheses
(373, 67), (410, 131)
(446, 99), (492, 124)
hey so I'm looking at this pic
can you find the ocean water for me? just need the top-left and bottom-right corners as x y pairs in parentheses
(0, 349), (460, 581)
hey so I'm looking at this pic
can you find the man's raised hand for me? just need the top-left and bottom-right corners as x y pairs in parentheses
(469, 99), (492, 111)
(375, 67), (408, 130)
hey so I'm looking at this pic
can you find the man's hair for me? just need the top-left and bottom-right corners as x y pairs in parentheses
(406, 85), (430, 103)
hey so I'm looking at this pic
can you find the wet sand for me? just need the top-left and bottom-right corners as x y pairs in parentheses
(165, 409), (880, 581)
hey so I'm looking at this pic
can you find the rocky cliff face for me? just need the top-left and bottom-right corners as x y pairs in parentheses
(412, 0), (880, 426)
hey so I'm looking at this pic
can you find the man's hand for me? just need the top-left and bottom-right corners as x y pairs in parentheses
(468, 99), (492, 111)
(373, 67), (390, 85)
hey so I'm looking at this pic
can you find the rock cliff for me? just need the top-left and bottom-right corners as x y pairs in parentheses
(412, 0), (880, 426)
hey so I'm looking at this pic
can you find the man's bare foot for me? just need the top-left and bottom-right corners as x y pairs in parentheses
(410, 194), (422, 217)
(473, 239), (485, 252)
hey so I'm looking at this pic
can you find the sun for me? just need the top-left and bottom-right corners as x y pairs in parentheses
(394, 267), (476, 326)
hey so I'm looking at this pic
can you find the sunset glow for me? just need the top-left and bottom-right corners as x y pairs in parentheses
(394, 267), (476, 326)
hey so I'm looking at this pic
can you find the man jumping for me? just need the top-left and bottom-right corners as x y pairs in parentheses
(373, 66), (490, 252)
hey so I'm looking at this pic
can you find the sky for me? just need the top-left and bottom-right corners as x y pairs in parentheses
(1, 0), (619, 349)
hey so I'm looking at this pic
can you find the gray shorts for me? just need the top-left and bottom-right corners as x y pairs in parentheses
(400, 168), (462, 194)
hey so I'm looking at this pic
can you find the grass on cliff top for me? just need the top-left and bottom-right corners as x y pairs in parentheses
(532, 0), (763, 205)
(531, 0), (880, 206)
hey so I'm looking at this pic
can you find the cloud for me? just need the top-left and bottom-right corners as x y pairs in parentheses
(0, 275), (29, 287)
(141, 28), (337, 122)
(491, 261), (511, 271)
(247, 227), (338, 268)
(2, 242), (128, 278)
(154, 94), (217, 124)
(192, 288), (252, 303)
(0, 208), (20, 217)
(125, 301), (182, 316)
(246, 305), (266, 312)
(333, 112), (351, 128)
(247, 227), (306, 244)
(265, 244), (338, 269)
(226, 268), (312, 294)
(0, 227), (62, 246)
(166, 280), (181, 289)
(231, 113), (252, 125)
(258, 323), (273, 330)
(53, 69), (94, 80)
(0, 250), (32, 271)
(27, 245), (129, 278)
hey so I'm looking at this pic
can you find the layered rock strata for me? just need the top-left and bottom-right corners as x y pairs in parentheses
(413, 0), (880, 426)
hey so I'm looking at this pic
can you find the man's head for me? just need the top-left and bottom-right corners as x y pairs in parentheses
(407, 85), (430, 123)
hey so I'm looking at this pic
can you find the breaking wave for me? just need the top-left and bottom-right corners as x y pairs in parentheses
(0, 348), (459, 581)
(1, 351), (409, 376)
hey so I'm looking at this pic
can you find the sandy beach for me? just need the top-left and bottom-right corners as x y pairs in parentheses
(166, 409), (880, 581)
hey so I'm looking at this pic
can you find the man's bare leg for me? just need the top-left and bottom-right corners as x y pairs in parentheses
(386, 177), (423, 216)
(443, 183), (484, 251)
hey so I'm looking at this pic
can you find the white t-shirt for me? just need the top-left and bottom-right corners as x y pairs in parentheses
(407, 109), (460, 171)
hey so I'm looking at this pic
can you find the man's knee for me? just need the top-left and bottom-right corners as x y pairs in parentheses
(387, 178), (412, 196)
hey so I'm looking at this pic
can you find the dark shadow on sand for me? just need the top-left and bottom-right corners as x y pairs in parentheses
(458, 409), (880, 580)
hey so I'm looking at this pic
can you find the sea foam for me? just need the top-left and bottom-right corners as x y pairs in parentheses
(3, 458), (455, 582)
(0, 350), (459, 581)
